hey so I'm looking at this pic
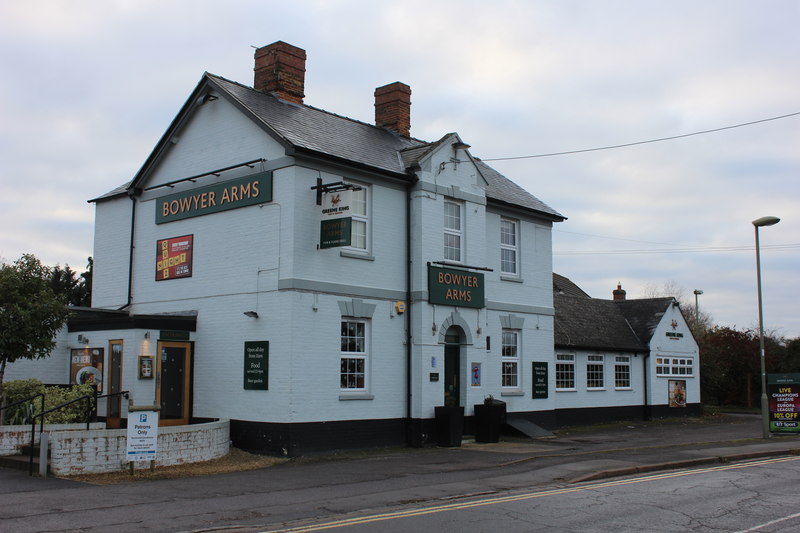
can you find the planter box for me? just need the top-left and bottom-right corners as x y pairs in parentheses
(473, 400), (506, 443)
(434, 406), (464, 447)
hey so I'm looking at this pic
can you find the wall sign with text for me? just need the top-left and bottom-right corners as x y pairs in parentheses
(156, 172), (272, 224)
(156, 235), (193, 281)
(428, 265), (485, 309)
(244, 341), (269, 390)
(319, 190), (352, 249)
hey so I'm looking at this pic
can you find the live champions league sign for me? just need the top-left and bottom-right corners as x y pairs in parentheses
(768, 373), (800, 434)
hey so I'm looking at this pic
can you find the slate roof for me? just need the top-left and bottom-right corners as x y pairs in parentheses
(94, 73), (564, 221)
(615, 298), (676, 347)
(554, 294), (644, 352)
(552, 275), (676, 352)
(553, 273), (591, 298)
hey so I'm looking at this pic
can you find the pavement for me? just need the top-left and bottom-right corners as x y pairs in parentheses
(1, 413), (799, 533)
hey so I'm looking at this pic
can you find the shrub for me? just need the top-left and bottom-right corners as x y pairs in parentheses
(2, 379), (45, 425)
(42, 384), (96, 424)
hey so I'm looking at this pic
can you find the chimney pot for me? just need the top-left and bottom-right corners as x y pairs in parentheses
(374, 82), (411, 136)
(613, 282), (627, 301)
(254, 41), (306, 104)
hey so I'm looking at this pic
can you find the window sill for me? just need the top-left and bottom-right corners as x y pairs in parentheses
(587, 388), (607, 392)
(500, 275), (524, 283)
(614, 387), (633, 391)
(339, 393), (374, 401)
(340, 250), (375, 261)
(500, 390), (524, 397)
(556, 388), (577, 393)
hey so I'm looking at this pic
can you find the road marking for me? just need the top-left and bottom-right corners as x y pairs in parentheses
(260, 455), (800, 533)
(730, 511), (800, 533)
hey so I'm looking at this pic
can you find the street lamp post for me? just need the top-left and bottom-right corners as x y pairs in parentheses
(693, 289), (703, 322)
(752, 215), (780, 439)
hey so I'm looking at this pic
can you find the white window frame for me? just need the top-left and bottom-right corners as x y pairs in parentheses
(344, 183), (369, 253)
(655, 356), (694, 377)
(501, 329), (520, 389)
(614, 356), (632, 390)
(500, 218), (519, 276)
(556, 353), (576, 391)
(443, 199), (463, 262)
(340, 319), (369, 391)
(586, 354), (605, 390)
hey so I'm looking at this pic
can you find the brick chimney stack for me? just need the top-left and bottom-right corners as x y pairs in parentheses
(374, 82), (411, 136)
(254, 41), (306, 104)
(613, 282), (627, 301)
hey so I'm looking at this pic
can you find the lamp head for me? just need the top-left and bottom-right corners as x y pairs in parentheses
(752, 216), (780, 227)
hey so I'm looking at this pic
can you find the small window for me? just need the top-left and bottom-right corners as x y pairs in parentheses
(556, 353), (575, 390)
(501, 330), (520, 388)
(443, 200), (463, 262)
(340, 320), (368, 390)
(500, 218), (518, 276)
(614, 356), (631, 389)
(347, 185), (369, 251)
(587, 355), (605, 389)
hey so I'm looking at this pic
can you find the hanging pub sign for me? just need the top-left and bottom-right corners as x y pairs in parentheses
(428, 265), (485, 309)
(768, 373), (800, 434)
(156, 171), (273, 224)
(156, 235), (193, 281)
(319, 190), (352, 249)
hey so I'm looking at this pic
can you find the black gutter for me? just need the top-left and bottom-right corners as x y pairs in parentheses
(405, 174), (418, 446)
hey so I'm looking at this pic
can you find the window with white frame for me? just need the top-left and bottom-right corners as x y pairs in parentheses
(556, 353), (575, 390)
(347, 185), (369, 251)
(614, 356), (631, 389)
(501, 329), (520, 388)
(500, 218), (518, 276)
(340, 320), (368, 390)
(443, 199), (463, 262)
(656, 356), (694, 377)
(587, 355), (605, 389)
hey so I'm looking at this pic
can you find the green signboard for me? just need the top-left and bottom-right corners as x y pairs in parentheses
(768, 373), (800, 433)
(244, 341), (269, 390)
(427, 265), (485, 309)
(320, 217), (352, 249)
(532, 361), (548, 399)
(156, 171), (273, 224)
(160, 330), (190, 341)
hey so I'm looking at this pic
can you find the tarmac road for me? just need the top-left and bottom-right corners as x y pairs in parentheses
(0, 413), (798, 533)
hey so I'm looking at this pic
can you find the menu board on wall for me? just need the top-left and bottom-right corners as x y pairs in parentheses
(156, 235), (193, 281)
(70, 347), (104, 393)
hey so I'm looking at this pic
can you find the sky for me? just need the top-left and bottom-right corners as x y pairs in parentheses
(1, 1), (798, 338)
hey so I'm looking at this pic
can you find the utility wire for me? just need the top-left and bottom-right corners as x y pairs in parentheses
(481, 111), (800, 161)
(555, 244), (799, 256)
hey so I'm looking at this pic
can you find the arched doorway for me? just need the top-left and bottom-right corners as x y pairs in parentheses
(443, 326), (464, 407)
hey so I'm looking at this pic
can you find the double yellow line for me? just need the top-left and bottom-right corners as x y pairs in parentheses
(261, 456), (799, 532)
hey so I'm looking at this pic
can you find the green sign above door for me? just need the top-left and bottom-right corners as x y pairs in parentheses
(428, 265), (485, 309)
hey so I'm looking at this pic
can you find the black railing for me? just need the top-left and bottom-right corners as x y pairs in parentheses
(25, 390), (130, 476)
(0, 392), (45, 426)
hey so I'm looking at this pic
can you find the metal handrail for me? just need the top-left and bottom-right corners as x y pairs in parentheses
(29, 394), (94, 475)
(25, 390), (130, 475)
(0, 392), (45, 418)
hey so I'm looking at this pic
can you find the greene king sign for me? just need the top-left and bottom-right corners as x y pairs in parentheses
(156, 172), (273, 224)
(428, 265), (485, 309)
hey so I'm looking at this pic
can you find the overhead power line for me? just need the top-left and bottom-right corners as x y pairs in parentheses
(555, 244), (799, 256)
(481, 111), (800, 161)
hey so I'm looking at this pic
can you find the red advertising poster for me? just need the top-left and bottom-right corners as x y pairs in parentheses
(156, 235), (193, 281)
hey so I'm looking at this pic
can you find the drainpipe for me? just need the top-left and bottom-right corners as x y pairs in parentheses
(118, 189), (139, 311)
(405, 175), (419, 446)
(642, 352), (651, 420)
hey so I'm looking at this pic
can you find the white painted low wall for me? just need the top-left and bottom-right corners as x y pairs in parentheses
(0, 423), (105, 455)
(47, 419), (230, 475)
